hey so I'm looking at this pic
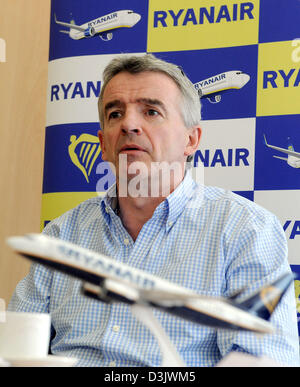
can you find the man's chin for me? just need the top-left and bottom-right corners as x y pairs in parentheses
(118, 158), (151, 179)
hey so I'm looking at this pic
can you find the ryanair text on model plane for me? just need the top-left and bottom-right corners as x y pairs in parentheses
(153, 3), (254, 27)
(194, 71), (250, 103)
(6, 233), (295, 334)
(55, 10), (141, 41)
(264, 135), (300, 168)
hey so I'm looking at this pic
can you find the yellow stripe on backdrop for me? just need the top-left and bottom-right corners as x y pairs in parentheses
(41, 192), (100, 231)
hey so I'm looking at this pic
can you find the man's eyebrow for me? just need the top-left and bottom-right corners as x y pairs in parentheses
(104, 98), (168, 116)
(136, 98), (167, 114)
(104, 100), (123, 115)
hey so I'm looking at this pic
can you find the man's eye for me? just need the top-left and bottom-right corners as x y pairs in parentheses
(146, 109), (159, 116)
(108, 111), (121, 120)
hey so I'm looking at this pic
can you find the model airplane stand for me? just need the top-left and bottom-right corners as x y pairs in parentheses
(131, 304), (186, 366)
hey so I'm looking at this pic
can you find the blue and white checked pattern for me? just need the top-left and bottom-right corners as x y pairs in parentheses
(8, 172), (300, 366)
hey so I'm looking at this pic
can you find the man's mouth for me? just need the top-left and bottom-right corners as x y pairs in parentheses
(119, 144), (146, 153)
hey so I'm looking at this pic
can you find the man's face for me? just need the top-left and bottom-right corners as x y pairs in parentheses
(98, 71), (197, 182)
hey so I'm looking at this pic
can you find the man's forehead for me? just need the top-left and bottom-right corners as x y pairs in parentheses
(103, 70), (181, 102)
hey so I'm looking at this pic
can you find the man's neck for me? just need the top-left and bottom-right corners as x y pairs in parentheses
(118, 195), (164, 241)
(116, 174), (184, 241)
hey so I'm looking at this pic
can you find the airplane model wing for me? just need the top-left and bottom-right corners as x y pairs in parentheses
(7, 233), (295, 334)
(273, 155), (288, 161)
(54, 14), (86, 32)
(264, 134), (300, 158)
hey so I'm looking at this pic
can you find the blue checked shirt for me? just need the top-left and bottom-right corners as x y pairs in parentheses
(9, 172), (300, 366)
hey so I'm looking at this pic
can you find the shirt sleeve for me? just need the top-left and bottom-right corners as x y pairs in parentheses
(216, 210), (300, 366)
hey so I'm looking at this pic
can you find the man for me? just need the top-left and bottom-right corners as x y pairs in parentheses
(97, 55), (201, 241)
(9, 54), (300, 367)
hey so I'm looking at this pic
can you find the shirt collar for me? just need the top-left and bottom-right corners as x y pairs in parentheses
(100, 183), (118, 222)
(163, 169), (196, 231)
(100, 170), (196, 229)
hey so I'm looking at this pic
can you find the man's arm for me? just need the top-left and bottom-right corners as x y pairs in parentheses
(217, 212), (300, 366)
(7, 221), (61, 313)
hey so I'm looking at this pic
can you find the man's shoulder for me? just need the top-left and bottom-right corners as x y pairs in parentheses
(43, 196), (104, 237)
(201, 185), (276, 223)
(203, 185), (250, 206)
(62, 196), (102, 218)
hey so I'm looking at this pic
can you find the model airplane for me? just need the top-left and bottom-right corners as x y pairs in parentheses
(6, 233), (295, 334)
(264, 135), (300, 168)
(55, 10), (141, 41)
(194, 71), (250, 103)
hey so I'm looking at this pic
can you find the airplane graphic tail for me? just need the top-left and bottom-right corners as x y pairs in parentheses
(54, 14), (79, 37)
(236, 272), (296, 320)
(287, 138), (294, 152)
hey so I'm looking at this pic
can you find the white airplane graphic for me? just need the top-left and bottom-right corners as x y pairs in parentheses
(264, 135), (300, 168)
(194, 71), (250, 103)
(55, 10), (141, 41)
(7, 233), (295, 335)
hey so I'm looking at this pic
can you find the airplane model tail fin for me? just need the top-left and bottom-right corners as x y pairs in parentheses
(236, 272), (296, 320)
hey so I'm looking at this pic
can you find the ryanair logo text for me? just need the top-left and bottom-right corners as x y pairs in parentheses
(263, 69), (300, 89)
(51, 81), (101, 101)
(194, 148), (250, 168)
(88, 13), (117, 28)
(283, 220), (300, 240)
(194, 73), (226, 90)
(153, 3), (254, 28)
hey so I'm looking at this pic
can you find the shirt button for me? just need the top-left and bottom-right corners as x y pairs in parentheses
(123, 238), (129, 246)
(112, 325), (120, 333)
(109, 361), (116, 367)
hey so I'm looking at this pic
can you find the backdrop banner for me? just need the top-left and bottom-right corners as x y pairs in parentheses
(44, 0), (300, 338)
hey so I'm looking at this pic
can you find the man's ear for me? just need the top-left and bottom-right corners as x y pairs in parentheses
(98, 129), (107, 161)
(184, 126), (201, 158)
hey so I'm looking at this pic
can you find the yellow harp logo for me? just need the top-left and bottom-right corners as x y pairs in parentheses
(294, 280), (300, 314)
(68, 134), (101, 183)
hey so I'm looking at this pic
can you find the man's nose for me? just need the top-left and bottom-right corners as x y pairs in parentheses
(120, 110), (143, 135)
(121, 127), (142, 135)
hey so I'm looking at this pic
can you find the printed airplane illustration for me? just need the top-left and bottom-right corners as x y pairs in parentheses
(264, 135), (300, 168)
(7, 233), (295, 334)
(194, 71), (250, 103)
(55, 10), (141, 41)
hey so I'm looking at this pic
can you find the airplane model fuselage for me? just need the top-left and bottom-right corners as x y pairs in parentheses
(194, 71), (250, 103)
(7, 234), (295, 335)
(55, 10), (141, 41)
(264, 135), (300, 168)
